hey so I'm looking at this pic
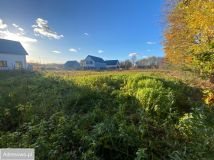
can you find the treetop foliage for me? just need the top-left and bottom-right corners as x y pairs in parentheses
(164, 0), (214, 76)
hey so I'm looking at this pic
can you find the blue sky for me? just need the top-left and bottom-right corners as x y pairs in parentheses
(0, 0), (164, 63)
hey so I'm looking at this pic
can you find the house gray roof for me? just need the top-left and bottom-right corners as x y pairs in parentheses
(87, 55), (105, 63)
(0, 39), (28, 55)
(105, 60), (119, 65)
(64, 61), (80, 67)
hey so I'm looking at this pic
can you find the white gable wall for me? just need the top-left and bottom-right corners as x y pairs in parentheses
(83, 56), (95, 68)
(0, 53), (27, 70)
(83, 56), (106, 69)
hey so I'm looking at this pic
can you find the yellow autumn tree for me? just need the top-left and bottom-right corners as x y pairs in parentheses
(164, 0), (193, 68)
(164, 0), (214, 80)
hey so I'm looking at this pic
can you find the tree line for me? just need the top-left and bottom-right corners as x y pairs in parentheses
(120, 56), (164, 69)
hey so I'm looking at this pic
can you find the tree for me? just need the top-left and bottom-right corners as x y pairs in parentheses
(136, 57), (163, 69)
(120, 60), (132, 69)
(164, 0), (214, 81)
(129, 53), (138, 67)
(80, 60), (85, 69)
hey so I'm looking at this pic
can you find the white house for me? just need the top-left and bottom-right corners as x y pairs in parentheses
(83, 55), (106, 70)
(0, 39), (28, 70)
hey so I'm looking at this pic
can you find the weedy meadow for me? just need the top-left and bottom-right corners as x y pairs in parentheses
(0, 71), (214, 159)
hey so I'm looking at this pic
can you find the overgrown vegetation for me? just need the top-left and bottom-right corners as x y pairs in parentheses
(0, 71), (214, 159)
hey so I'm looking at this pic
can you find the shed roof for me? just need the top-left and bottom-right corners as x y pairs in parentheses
(0, 39), (28, 55)
(64, 61), (80, 67)
(105, 60), (119, 65)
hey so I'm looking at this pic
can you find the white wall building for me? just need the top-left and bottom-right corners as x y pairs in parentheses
(83, 55), (106, 70)
(0, 39), (28, 70)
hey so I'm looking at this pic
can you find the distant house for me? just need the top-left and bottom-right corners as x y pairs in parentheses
(105, 60), (120, 69)
(64, 61), (81, 70)
(83, 55), (106, 70)
(0, 39), (28, 70)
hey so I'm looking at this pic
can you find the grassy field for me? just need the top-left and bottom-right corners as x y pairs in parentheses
(0, 70), (214, 159)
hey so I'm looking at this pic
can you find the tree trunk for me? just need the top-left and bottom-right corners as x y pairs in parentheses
(210, 73), (214, 83)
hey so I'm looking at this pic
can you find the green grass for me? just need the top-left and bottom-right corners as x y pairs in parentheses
(0, 70), (213, 160)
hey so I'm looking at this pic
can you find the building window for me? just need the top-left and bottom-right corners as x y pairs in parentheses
(86, 61), (93, 65)
(15, 61), (23, 69)
(0, 61), (7, 67)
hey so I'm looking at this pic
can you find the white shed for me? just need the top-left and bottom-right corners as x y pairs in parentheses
(0, 39), (28, 70)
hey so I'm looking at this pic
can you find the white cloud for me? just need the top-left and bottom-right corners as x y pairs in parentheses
(146, 41), (156, 45)
(69, 48), (77, 53)
(98, 50), (104, 53)
(52, 50), (61, 54)
(12, 23), (18, 28)
(12, 23), (24, 33)
(32, 18), (63, 39)
(129, 53), (138, 57)
(0, 30), (37, 47)
(0, 19), (7, 29)
(18, 27), (24, 32)
(84, 32), (89, 36)
(0, 20), (36, 49)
